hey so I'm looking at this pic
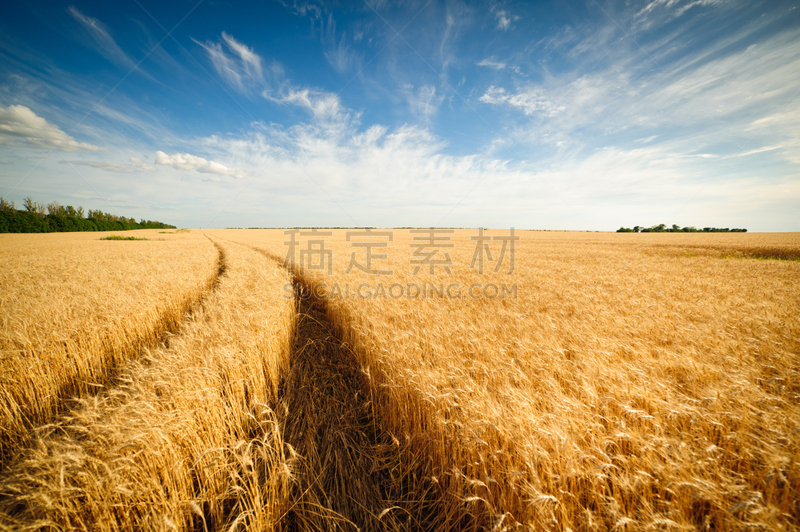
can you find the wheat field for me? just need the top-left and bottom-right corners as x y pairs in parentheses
(0, 236), (295, 530)
(0, 231), (219, 462)
(1, 229), (798, 531)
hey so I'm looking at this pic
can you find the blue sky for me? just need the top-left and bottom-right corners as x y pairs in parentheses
(0, 0), (798, 230)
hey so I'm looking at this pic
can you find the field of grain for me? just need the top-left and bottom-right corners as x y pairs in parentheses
(1, 229), (798, 531)
(0, 237), (295, 530)
(0, 231), (219, 461)
(221, 229), (800, 531)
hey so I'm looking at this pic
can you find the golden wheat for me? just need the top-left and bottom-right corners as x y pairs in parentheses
(220, 229), (800, 531)
(2, 228), (797, 531)
(0, 237), (295, 531)
(0, 230), (219, 461)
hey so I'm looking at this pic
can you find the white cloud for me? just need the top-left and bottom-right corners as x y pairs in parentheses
(195, 32), (356, 129)
(195, 32), (265, 95)
(404, 84), (443, 121)
(634, 0), (727, 31)
(154, 150), (245, 178)
(193, 112), (798, 230)
(59, 160), (129, 172)
(130, 157), (155, 171)
(479, 85), (564, 116)
(67, 6), (137, 71)
(57, 156), (155, 173)
(493, 9), (518, 31)
(0, 104), (102, 151)
(479, 26), (800, 163)
(321, 13), (359, 74)
(477, 58), (506, 70)
(268, 87), (356, 133)
(719, 145), (784, 160)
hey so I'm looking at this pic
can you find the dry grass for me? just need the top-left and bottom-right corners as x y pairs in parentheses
(0, 231), (220, 462)
(0, 237), (295, 531)
(221, 229), (800, 531)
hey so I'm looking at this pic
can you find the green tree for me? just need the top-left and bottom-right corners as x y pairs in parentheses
(0, 197), (14, 211)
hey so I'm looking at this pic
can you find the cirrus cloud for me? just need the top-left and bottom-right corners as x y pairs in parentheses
(479, 85), (565, 117)
(58, 157), (156, 173)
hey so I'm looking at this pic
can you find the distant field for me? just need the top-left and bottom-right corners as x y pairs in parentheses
(1, 230), (798, 531)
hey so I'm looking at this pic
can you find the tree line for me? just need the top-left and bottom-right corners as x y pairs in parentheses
(0, 197), (176, 233)
(617, 224), (747, 233)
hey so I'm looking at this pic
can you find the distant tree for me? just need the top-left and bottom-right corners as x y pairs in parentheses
(2, 198), (174, 233)
(620, 224), (744, 234)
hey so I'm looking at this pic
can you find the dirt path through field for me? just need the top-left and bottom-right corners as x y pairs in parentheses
(206, 235), (442, 530)
(277, 280), (429, 531)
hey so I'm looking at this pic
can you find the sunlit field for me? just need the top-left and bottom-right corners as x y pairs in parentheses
(0, 231), (219, 461)
(1, 229), (798, 531)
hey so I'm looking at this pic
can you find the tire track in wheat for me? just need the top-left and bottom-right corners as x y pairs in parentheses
(216, 238), (456, 532)
(0, 236), (225, 464)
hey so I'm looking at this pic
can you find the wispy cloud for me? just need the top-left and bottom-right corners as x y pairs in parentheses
(130, 157), (155, 171)
(280, 3), (361, 74)
(321, 13), (360, 74)
(477, 58), (506, 70)
(0, 61), (181, 150)
(404, 84), (443, 121)
(67, 6), (138, 71)
(478, 22), (800, 161)
(493, 8), (518, 31)
(193, 109), (799, 229)
(2, 0), (796, 230)
(58, 157), (155, 172)
(194, 32), (268, 96)
(479, 85), (564, 116)
(0, 104), (103, 151)
(195, 31), (355, 128)
(634, 0), (728, 31)
(155, 150), (246, 178)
